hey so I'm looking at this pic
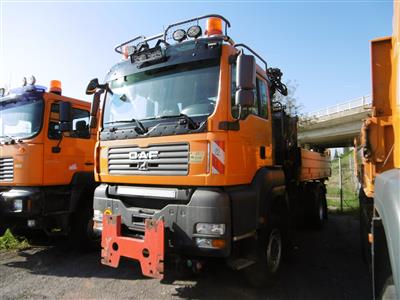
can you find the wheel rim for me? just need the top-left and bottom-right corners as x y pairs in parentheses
(266, 229), (282, 274)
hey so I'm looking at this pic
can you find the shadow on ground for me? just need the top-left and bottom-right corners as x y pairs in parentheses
(0, 214), (372, 299)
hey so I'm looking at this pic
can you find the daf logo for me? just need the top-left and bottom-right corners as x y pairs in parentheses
(129, 150), (159, 160)
(138, 161), (148, 171)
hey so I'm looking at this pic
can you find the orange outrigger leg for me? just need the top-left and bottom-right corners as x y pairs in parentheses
(101, 215), (165, 279)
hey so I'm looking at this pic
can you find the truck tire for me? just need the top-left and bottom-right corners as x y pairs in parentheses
(244, 222), (283, 287)
(69, 193), (99, 251)
(307, 184), (326, 229)
(359, 188), (372, 265)
(0, 225), (6, 237)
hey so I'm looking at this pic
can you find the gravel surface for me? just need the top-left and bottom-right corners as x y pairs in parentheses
(0, 214), (371, 300)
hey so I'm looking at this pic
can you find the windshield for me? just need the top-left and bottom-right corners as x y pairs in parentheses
(0, 92), (44, 139)
(103, 60), (220, 127)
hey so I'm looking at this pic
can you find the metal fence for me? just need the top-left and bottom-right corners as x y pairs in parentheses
(326, 151), (360, 211)
(306, 95), (372, 119)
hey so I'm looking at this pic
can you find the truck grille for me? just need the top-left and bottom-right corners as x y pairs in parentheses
(108, 143), (189, 176)
(0, 157), (14, 182)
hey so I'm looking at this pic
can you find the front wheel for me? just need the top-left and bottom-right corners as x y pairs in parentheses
(0, 225), (6, 237)
(244, 226), (283, 287)
(69, 202), (100, 251)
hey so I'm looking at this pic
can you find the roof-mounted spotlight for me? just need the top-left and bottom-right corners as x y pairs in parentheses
(187, 25), (202, 39)
(27, 75), (36, 85)
(173, 29), (187, 42)
(22, 77), (27, 87)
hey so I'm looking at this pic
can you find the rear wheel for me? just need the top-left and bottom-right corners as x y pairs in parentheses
(307, 184), (326, 229)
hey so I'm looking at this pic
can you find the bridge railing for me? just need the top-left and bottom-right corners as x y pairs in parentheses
(306, 95), (372, 119)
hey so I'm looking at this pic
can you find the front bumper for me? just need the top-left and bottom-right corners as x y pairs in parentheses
(93, 184), (231, 258)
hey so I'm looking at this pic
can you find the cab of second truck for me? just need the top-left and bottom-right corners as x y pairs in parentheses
(0, 79), (98, 247)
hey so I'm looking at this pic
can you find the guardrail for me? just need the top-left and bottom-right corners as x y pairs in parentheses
(306, 95), (372, 119)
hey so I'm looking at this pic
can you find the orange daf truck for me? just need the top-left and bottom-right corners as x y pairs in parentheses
(87, 15), (330, 283)
(357, 2), (400, 299)
(0, 78), (98, 246)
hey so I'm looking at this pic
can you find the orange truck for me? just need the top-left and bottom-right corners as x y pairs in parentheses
(357, 2), (400, 299)
(88, 15), (330, 283)
(0, 78), (98, 246)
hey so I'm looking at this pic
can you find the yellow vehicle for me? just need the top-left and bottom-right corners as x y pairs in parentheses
(88, 15), (330, 283)
(0, 78), (98, 246)
(357, 2), (400, 298)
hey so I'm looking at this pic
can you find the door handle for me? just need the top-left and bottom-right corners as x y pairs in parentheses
(260, 146), (266, 159)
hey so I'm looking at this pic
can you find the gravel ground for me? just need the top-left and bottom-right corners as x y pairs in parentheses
(0, 214), (371, 300)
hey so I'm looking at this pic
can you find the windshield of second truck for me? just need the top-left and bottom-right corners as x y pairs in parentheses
(0, 92), (44, 140)
(103, 60), (220, 127)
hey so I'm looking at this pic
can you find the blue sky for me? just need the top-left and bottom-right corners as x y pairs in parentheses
(0, 1), (393, 112)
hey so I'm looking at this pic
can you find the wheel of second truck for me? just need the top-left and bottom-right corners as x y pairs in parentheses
(359, 188), (372, 264)
(244, 225), (283, 287)
(69, 197), (100, 251)
(0, 225), (6, 237)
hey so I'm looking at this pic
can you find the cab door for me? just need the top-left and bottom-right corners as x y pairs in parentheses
(43, 97), (93, 185)
(228, 65), (273, 184)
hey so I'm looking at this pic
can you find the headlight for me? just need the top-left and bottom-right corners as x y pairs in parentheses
(195, 238), (226, 249)
(13, 199), (23, 212)
(195, 223), (225, 235)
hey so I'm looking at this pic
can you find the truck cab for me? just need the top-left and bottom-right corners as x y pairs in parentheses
(89, 15), (330, 282)
(0, 79), (97, 245)
(357, 2), (400, 298)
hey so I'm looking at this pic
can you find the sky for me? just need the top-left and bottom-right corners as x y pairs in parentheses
(0, 0), (393, 113)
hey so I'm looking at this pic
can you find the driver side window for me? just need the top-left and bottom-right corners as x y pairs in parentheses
(48, 103), (90, 140)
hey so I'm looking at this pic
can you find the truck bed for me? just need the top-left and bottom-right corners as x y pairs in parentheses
(299, 149), (331, 181)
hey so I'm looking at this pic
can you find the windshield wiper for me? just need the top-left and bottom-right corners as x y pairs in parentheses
(104, 119), (147, 134)
(147, 113), (198, 129)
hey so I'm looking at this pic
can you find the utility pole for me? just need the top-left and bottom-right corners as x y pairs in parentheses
(339, 155), (343, 212)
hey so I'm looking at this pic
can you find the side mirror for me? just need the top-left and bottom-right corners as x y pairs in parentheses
(235, 53), (256, 108)
(59, 102), (71, 132)
(89, 90), (103, 128)
(86, 78), (99, 95)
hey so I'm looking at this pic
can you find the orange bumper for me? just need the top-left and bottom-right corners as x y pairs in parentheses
(101, 215), (164, 279)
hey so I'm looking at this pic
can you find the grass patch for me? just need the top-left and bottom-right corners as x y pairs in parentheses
(326, 149), (360, 215)
(0, 229), (30, 250)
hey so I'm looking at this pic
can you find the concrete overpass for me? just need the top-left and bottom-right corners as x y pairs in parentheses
(298, 95), (372, 148)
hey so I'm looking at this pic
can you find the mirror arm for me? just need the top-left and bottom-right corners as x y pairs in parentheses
(89, 89), (104, 129)
(52, 132), (64, 153)
(105, 84), (113, 96)
(234, 44), (268, 71)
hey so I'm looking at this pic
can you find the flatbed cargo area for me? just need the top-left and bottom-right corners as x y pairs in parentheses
(300, 149), (331, 181)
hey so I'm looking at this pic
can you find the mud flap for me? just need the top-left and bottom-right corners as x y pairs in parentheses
(101, 215), (164, 279)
